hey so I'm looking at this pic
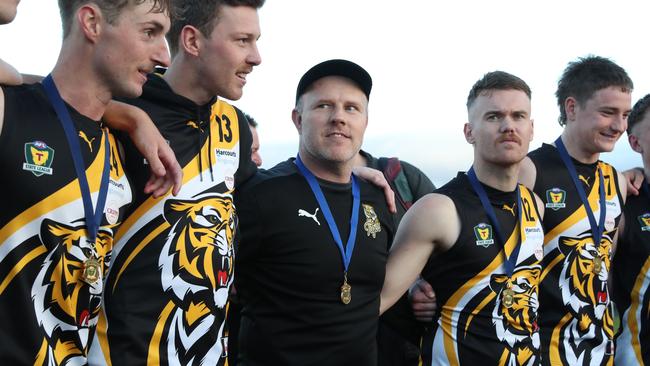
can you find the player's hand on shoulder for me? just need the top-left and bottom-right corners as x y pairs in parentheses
(621, 167), (643, 197)
(352, 166), (396, 213)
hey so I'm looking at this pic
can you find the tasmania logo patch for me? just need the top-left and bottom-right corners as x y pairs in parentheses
(23, 141), (54, 176)
(545, 188), (566, 210)
(474, 223), (494, 248)
(637, 213), (650, 232)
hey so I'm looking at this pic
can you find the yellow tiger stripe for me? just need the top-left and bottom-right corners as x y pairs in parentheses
(147, 301), (175, 366)
(0, 134), (110, 244)
(34, 338), (48, 365)
(550, 313), (573, 365)
(498, 347), (509, 366)
(0, 245), (47, 295)
(627, 256), (650, 364)
(95, 310), (113, 366)
(112, 222), (170, 292)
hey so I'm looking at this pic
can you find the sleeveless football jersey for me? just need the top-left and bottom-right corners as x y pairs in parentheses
(0, 84), (132, 365)
(90, 74), (256, 366)
(421, 173), (544, 366)
(611, 188), (650, 365)
(528, 144), (623, 366)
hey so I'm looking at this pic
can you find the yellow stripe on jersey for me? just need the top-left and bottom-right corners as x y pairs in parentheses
(0, 245), (46, 294)
(542, 164), (617, 273)
(116, 100), (239, 241)
(464, 291), (497, 335)
(147, 301), (175, 366)
(112, 222), (170, 292)
(0, 131), (111, 243)
(442, 219), (521, 364)
(540, 254), (565, 283)
(628, 256), (650, 364)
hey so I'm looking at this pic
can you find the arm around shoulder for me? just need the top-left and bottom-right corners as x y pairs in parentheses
(380, 193), (459, 314)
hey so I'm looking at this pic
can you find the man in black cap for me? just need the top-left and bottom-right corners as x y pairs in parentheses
(235, 59), (396, 366)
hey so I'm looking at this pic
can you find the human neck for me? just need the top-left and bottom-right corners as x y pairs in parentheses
(50, 48), (111, 121)
(298, 150), (353, 184)
(164, 59), (214, 105)
(558, 130), (599, 164)
(471, 159), (519, 192)
(352, 151), (368, 168)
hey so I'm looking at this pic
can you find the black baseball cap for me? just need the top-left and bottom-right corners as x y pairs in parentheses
(295, 59), (372, 104)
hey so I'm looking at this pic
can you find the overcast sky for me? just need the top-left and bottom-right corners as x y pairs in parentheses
(1, 0), (645, 186)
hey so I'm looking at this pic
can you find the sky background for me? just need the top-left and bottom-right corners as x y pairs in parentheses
(1, 0), (645, 187)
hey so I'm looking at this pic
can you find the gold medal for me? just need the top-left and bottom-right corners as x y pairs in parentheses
(593, 257), (602, 274)
(82, 257), (101, 285)
(340, 273), (351, 305)
(502, 288), (515, 308)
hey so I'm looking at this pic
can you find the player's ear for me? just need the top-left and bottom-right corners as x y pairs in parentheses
(77, 4), (102, 43)
(292, 108), (302, 133)
(180, 25), (201, 57)
(629, 133), (643, 153)
(530, 118), (535, 141)
(464, 122), (475, 144)
(565, 97), (578, 122)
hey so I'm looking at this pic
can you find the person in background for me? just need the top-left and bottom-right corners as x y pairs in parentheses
(610, 93), (650, 365)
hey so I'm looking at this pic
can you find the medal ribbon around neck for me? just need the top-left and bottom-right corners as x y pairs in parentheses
(467, 167), (522, 279)
(294, 155), (361, 277)
(554, 137), (606, 249)
(43, 75), (111, 250)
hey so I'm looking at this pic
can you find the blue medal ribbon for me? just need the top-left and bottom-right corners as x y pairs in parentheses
(554, 137), (606, 249)
(294, 155), (360, 274)
(467, 167), (522, 278)
(42, 75), (111, 247)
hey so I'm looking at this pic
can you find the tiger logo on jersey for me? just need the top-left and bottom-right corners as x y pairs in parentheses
(490, 265), (542, 366)
(31, 219), (114, 365)
(557, 231), (615, 364)
(157, 193), (236, 364)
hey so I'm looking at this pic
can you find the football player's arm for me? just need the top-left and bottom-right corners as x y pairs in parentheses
(518, 156), (537, 191)
(611, 213), (625, 257)
(618, 171), (628, 204)
(353, 166), (397, 214)
(0, 58), (22, 85)
(534, 192), (545, 221)
(380, 193), (459, 314)
(103, 101), (182, 197)
(621, 167), (644, 196)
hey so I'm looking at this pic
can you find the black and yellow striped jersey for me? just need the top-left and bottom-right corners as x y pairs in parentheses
(529, 143), (623, 366)
(0, 83), (132, 365)
(90, 73), (256, 366)
(611, 187), (650, 365)
(421, 173), (544, 366)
